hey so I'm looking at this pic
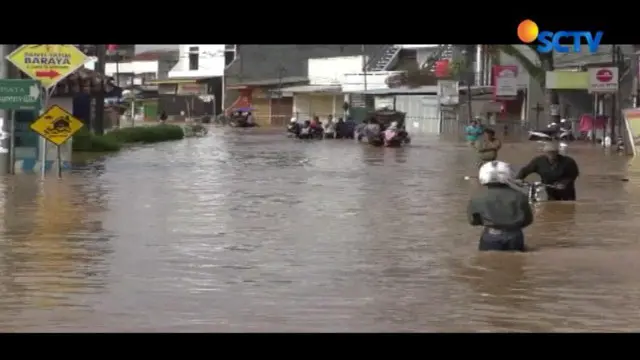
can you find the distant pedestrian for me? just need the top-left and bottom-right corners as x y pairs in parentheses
(475, 128), (502, 168)
(465, 119), (483, 147)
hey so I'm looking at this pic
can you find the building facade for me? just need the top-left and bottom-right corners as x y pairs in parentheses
(168, 45), (226, 78)
(84, 50), (179, 88)
(224, 45), (389, 125)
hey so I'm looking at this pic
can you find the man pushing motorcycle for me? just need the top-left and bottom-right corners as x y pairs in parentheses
(515, 142), (580, 201)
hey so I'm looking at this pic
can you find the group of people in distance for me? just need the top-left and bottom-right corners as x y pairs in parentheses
(465, 118), (580, 253)
(288, 115), (355, 139)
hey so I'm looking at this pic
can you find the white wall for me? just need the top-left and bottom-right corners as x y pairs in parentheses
(341, 71), (405, 92)
(168, 44), (225, 78)
(308, 56), (367, 85)
(85, 59), (158, 76)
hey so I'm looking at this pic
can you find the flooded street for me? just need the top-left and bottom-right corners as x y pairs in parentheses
(1, 127), (639, 332)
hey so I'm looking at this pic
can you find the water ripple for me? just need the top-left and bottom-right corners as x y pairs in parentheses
(0, 128), (637, 332)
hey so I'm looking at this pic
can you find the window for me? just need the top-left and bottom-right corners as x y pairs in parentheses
(188, 46), (199, 71)
(141, 72), (156, 83)
(224, 51), (235, 67)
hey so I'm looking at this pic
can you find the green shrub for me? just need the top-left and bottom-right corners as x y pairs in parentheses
(72, 128), (121, 152)
(107, 124), (184, 143)
(72, 125), (184, 152)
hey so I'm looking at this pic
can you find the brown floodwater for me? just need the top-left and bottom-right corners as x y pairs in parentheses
(0, 127), (638, 332)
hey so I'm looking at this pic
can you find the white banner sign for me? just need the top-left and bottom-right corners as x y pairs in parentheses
(494, 65), (518, 99)
(588, 66), (618, 93)
(437, 80), (459, 105)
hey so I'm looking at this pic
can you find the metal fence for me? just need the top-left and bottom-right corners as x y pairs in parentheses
(440, 118), (531, 141)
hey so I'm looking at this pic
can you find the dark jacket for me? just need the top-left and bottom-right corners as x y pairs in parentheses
(515, 154), (579, 200)
(467, 184), (534, 230)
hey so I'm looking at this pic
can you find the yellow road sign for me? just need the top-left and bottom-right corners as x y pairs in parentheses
(6, 45), (88, 90)
(30, 105), (84, 146)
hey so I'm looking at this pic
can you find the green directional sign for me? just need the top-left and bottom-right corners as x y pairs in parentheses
(0, 79), (41, 111)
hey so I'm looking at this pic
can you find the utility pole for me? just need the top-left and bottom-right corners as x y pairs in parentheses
(632, 47), (639, 109)
(461, 47), (474, 122)
(361, 45), (368, 92)
(609, 44), (617, 143)
(95, 44), (106, 135)
(276, 65), (286, 125)
(0, 45), (10, 175)
(360, 45), (369, 115)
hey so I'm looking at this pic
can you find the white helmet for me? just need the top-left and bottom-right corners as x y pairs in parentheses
(478, 161), (514, 185)
(290, 117), (297, 123)
(559, 141), (569, 154)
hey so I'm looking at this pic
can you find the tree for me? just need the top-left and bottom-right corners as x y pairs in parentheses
(445, 45), (557, 123)
(490, 45), (559, 123)
(389, 45), (559, 122)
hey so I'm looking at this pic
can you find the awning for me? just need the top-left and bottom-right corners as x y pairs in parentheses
(225, 95), (252, 114)
(226, 76), (309, 89)
(279, 84), (342, 94)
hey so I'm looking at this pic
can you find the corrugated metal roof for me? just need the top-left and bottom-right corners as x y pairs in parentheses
(355, 86), (438, 95)
(355, 85), (494, 96)
(279, 84), (341, 93)
(554, 45), (634, 68)
(234, 76), (309, 87)
(147, 76), (212, 84)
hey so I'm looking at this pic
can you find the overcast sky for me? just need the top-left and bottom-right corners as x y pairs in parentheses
(135, 44), (179, 53)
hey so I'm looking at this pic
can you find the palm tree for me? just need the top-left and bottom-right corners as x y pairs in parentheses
(414, 45), (557, 123)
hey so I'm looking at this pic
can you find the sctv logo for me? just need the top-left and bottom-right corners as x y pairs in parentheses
(517, 19), (603, 54)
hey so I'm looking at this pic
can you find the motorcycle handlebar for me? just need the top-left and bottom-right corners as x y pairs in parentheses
(513, 180), (561, 189)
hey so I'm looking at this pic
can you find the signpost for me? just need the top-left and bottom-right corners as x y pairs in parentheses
(0, 79), (41, 173)
(5, 44), (89, 177)
(493, 65), (519, 100)
(437, 80), (459, 106)
(6, 45), (88, 90)
(30, 105), (83, 178)
(588, 66), (620, 143)
(588, 66), (619, 93)
(0, 79), (41, 111)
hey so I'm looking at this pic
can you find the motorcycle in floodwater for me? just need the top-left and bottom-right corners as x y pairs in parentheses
(513, 180), (564, 203)
(528, 121), (574, 142)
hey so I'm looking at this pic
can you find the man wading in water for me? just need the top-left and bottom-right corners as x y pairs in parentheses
(468, 161), (533, 252)
(475, 128), (502, 168)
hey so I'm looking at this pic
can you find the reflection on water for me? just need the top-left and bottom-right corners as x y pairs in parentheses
(0, 127), (639, 332)
(0, 176), (111, 330)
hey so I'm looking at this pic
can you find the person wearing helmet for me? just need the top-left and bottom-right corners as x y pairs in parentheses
(287, 117), (301, 136)
(515, 141), (579, 201)
(468, 161), (533, 252)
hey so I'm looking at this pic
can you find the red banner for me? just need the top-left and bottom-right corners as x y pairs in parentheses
(434, 59), (450, 78)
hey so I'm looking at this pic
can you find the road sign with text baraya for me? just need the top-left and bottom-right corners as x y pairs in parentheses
(30, 105), (84, 146)
(6, 45), (88, 90)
